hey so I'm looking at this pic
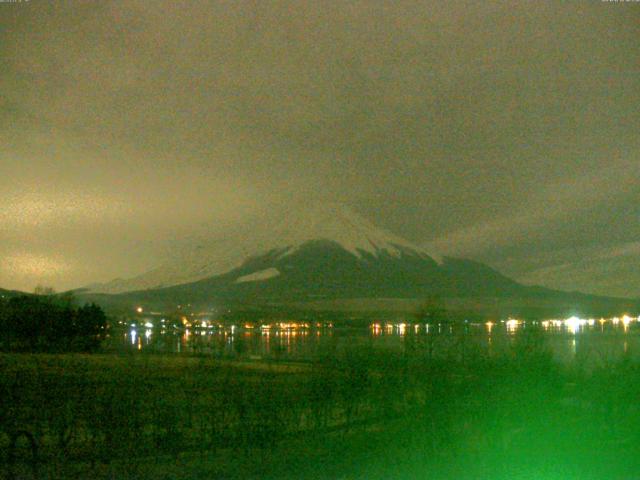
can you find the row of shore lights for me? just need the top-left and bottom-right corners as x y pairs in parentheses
(502, 315), (639, 334)
(134, 307), (637, 336)
(371, 315), (640, 336)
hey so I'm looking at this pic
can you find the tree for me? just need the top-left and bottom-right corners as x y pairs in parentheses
(73, 303), (108, 351)
(1, 294), (108, 352)
(34, 285), (56, 296)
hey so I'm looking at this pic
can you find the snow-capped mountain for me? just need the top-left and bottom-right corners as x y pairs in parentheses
(87, 203), (441, 294)
(80, 202), (640, 317)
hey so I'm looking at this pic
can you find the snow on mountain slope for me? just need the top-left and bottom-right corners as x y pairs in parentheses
(88, 203), (440, 294)
(266, 202), (434, 259)
(235, 268), (280, 283)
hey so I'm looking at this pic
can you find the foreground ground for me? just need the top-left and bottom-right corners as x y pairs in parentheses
(2, 331), (640, 479)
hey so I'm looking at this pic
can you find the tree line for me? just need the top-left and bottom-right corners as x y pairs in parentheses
(0, 289), (108, 353)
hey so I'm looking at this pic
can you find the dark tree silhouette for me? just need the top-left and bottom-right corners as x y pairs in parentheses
(0, 293), (108, 352)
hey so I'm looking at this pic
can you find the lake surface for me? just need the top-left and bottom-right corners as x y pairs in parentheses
(112, 315), (640, 365)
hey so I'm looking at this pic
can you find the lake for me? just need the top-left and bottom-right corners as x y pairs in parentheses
(113, 314), (640, 365)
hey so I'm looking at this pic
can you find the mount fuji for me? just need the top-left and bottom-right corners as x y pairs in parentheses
(81, 203), (637, 317)
(88, 203), (446, 295)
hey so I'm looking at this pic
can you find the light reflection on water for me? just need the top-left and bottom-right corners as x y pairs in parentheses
(117, 315), (640, 364)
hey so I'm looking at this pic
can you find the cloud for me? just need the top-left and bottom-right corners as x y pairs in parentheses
(0, 252), (73, 292)
(0, 189), (128, 228)
(518, 240), (640, 298)
(2, 252), (70, 276)
(0, 1), (638, 295)
(431, 159), (640, 257)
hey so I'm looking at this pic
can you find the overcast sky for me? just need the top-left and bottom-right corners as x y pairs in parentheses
(1, 1), (639, 297)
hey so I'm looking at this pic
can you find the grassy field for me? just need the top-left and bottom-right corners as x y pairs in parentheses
(2, 331), (640, 479)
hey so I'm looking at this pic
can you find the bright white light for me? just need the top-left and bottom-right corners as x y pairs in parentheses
(144, 321), (153, 328)
(506, 318), (521, 332)
(564, 316), (587, 334)
(136, 307), (143, 313)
